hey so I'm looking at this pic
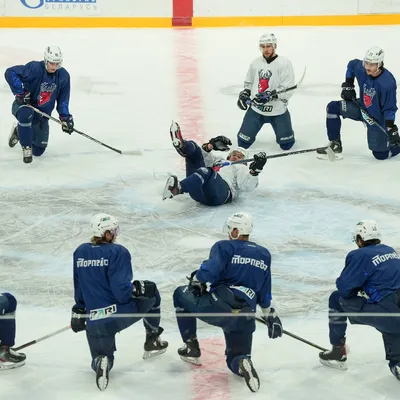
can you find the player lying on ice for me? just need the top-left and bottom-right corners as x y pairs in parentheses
(162, 122), (267, 205)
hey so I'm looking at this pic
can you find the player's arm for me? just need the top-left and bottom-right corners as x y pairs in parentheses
(339, 59), (359, 101)
(257, 270), (272, 312)
(56, 70), (72, 118)
(380, 83), (398, 129)
(335, 251), (367, 298)
(237, 62), (255, 110)
(196, 242), (230, 284)
(276, 59), (296, 101)
(108, 248), (134, 303)
(236, 166), (259, 192)
(4, 62), (34, 96)
(73, 251), (85, 309)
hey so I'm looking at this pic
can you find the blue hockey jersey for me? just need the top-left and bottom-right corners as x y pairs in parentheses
(336, 244), (400, 303)
(196, 240), (272, 310)
(346, 59), (397, 125)
(73, 242), (134, 322)
(4, 61), (72, 118)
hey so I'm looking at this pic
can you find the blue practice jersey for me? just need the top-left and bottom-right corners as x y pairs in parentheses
(346, 59), (397, 125)
(336, 244), (400, 303)
(4, 61), (72, 118)
(73, 242), (133, 317)
(196, 240), (272, 310)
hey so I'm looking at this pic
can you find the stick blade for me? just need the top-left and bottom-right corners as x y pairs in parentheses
(121, 150), (144, 156)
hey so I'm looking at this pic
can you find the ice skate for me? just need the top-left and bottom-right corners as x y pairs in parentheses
(95, 355), (110, 391)
(239, 358), (260, 393)
(319, 340), (347, 371)
(317, 139), (343, 160)
(170, 121), (186, 156)
(22, 146), (32, 164)
(8, 122), (19, 148)
(143, 328), (168, 360)
(177, 337), (201, 366)
(162, 175), (182, 200)
(390, 362), (400, 381)
(0, 345), (26, 370)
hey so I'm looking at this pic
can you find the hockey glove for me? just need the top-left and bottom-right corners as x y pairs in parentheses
(249, 152), (267, 176)
(71, 305), (86, 333)
(265, 308), (283, 339)
(340, 82), (356, 101)
(237, 89), (251, 111)
(187, 270), (207, 297)
(15, 92), (30, 106)
(253, 90), (278, 106)
(132, 280), (157, 298)
(60, 115), (74, 134)
(388, 125), (400, 147)
(209, 135), (232, 151)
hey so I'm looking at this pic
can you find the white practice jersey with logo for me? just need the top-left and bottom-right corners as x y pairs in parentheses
(243, 55), (295, 117)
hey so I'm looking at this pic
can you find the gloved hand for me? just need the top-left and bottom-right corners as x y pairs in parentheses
(388, 124), (400, 147)
(71, 305), (86, 333)
(60, 115), (74, 134)
(253, 90), (278, 106)
(187, 270), (207, 297)
(209, 135), (232, 151)
(15, 92), (30, 106)
(249, 152), (267, 176)
(264, 308), (283, 339)
(340, 82), (356, 101)
(237, 89), (251, 111)
(132, 280), (157, 298)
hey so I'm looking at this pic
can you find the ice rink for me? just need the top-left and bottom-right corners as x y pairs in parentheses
(0, 26), (400, 399)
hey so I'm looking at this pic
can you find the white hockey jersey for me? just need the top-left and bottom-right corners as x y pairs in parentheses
(243, 55), (295, 117)
(202, 149), (258, 200)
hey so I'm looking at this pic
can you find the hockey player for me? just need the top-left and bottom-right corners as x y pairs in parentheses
(162, 122), (267, 205)
(173, 212), (283, 393)
(4, 46), (74, 164)
(320, 220), (400, 380)
(0, 292), (26, 370)
(236, 33), (296, 151)
(317, 46), (400, 160)
(71, 213), (168, 391)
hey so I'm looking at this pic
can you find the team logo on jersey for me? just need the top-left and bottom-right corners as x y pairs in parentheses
(258, 69), (272, 93)
(363, 84), (376, 108)
(37, 82), (57, 106)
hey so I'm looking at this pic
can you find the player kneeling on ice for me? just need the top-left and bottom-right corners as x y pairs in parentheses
(173, 212), (282, 393)
(71, 214), (168, 391)
(320, 220), (400, 380)
(317, 46), (400, 161)
(0, 293), (26, 370)
(5, 46), (75, 164)
(163, 122), (267, 205)
(236, 33), (296, 151)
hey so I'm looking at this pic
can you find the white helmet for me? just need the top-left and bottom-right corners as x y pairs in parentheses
(353, 220), (381, 242)
(259, 33), (277, 48)
(44, 46), (63, 66)
(363, 46), (384, 68)
(90, 213), (119, 237)
(228, 147), (248, 160)
(224, 212), (253, 238)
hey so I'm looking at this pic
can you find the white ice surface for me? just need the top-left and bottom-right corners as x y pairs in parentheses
(0, 26), (399, 399)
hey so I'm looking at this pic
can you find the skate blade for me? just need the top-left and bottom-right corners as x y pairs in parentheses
(162, 176), (175, 200)
(179, 355), (202, 366)
(8, 122), (19, 148)
(143, 348), (167, 360)
(319, 358), (348, 371)
(240, 359), (260, 393)
(96, 357), (109, 391)
(316, 153), (343, 161)
(0, 360), (25, 371)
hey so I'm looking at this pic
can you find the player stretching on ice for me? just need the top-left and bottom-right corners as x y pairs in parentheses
(163, 122), (267, 205)
(5, 46), (75, 164)
(317, 47), (400, 160)
(173, 212), (283, 393)
(320, 220), (400, 380)
(71, 214), (168, 391)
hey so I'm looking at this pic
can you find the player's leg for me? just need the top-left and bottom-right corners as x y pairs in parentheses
(32, 119), (49, 157)
(366, 125), (400, 160)
(237, 108), (264, 149)
(269, 110), (295, 150)
(13, 103), (35, 163)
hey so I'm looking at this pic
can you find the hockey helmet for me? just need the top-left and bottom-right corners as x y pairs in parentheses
(224, 212), (253, 238)
(44, 46), (63, 67)
(90, 213), (119, 237)
(259, 33), (277, 48)
(353, 220), (381, 242)
(363, 46), (384, 68)
(227, 147), (247, 160)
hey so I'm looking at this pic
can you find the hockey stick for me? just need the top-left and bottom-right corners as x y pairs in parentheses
(14, 325), (71, 351)
(352, 100), (389, 136)
(246, 66), (307, 105)
(28, 105), (142, 156)
(255, 317), (328, 351)
(217, 145), (335, 168)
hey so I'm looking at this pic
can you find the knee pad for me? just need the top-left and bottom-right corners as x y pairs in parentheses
(328, 291), (342, 310)
(280, 141), (295, 151)
(16, 105), (34, 124)
(372, 150), (390, 160)
(32, 144), (46, 156)
(326, 101), (341, 118)
(0, 293), (17, 314)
